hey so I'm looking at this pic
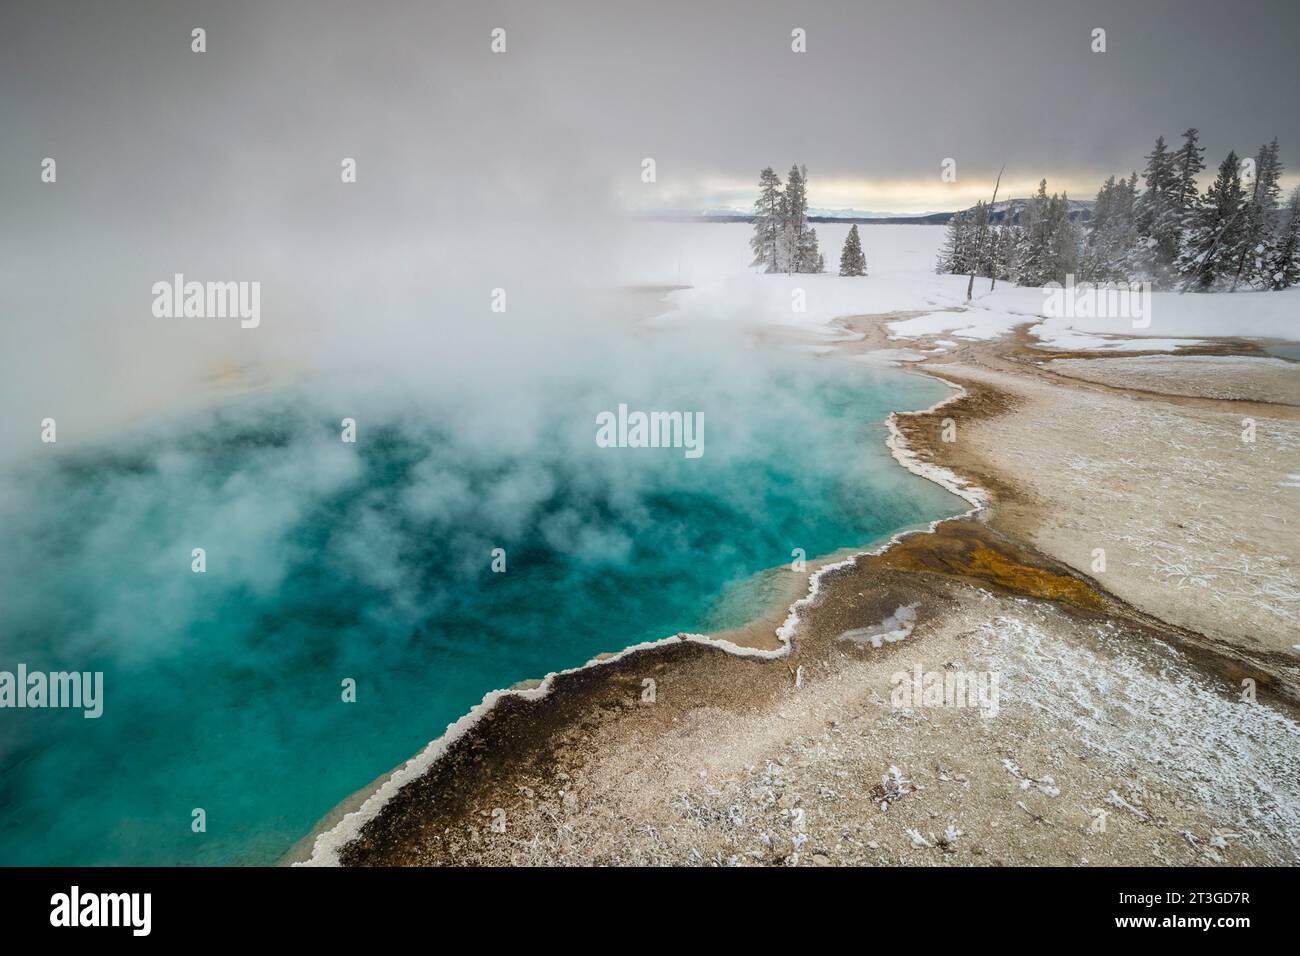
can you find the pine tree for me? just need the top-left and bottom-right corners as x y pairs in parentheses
(1120, 171), (1141, 276)
(839, 224), (867, 276)
(1232, 139), (1284, 289)
(778, 164), (807, 272)
(1179, 151), (1249, 290)
(776, 187), (792, 272)
(798, 225), (824, 274)
(990, 216), (1017, 282)
(998, 204), (1025, 282)
(1134, 135), (1179, 283)
(1081, 176), (1116, 281)
(1018, 180), (1053, 285)
(1270, 186), (1300, 289)
(749, 167), (784, 273)
(1083, 174), (1139, 282)
(1170, 130), (1205, 224)
(770, 164), (824, 273)
(1046, 191), (1081, 283)
(936, 208), (973, 274)
(936, 212), (956, 273)
(1092, 177), (1116, 234)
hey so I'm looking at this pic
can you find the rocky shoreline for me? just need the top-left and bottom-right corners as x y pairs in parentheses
(295, 324), (1300, 867)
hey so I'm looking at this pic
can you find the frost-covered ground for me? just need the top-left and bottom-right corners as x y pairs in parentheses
(346, 571), (1300, 867)
(939, 360), (1300, 675)
(1047, 355), (1300, 404)
(614, 222), (1300, 349)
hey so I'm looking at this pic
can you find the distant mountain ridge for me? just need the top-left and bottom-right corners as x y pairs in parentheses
(695, 205), (939, 220)
(981, 197), (1095, 224)
(655, 208), (954, 225)
(646, 196), (1095, 226)
(666, 197), (1095, 226)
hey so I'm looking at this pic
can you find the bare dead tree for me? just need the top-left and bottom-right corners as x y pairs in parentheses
(968, 164), (1006, 300)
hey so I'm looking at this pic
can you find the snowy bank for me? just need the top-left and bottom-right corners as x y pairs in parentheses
(620, 222), (1300, 350)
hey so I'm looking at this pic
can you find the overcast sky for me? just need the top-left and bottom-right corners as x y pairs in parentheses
(3, 0), (1299, 463)
(2, 0), (1299, 221)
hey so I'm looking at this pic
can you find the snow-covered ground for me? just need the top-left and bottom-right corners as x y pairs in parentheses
(614, 222), (1300, 349)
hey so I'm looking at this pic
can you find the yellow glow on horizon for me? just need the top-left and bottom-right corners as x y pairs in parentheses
(811, 175), (1107, 212)
(651, 169), (1300, 215)
(678, 172), (1118, 214)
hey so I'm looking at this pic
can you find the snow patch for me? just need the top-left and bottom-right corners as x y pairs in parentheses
(838, 603), (918, 647)
(888, 308), (1024, 342)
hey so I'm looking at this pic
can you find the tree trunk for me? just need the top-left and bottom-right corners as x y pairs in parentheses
(968, 164), (1005, 300)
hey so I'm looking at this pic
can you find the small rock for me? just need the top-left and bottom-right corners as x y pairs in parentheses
(767, 837), (793, 863)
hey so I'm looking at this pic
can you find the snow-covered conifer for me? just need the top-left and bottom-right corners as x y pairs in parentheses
(1232, 139), (1284, 289)
(778, 164), (807, 272)
(1134, 135), (1180, 282)
(1179, 151), (1249, 290)
(749, 167), (784, 273)
(1270, 186), (1300, 289)
(839, 224), (867, 276)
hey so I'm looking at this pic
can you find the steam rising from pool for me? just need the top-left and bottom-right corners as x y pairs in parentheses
(0, 334), (960, 865)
